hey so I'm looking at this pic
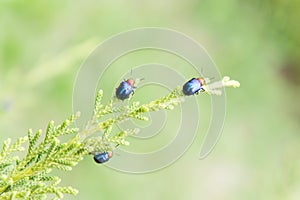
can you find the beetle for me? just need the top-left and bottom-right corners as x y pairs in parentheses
(182, 77), (206, 96)
(93, 151), (113, 164)
(115, 79), (136, 100)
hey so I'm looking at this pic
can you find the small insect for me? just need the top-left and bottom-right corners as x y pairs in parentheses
(93, 151), (113, 164)
(182, 77), (206, 96)
(115, 79), (137, 100)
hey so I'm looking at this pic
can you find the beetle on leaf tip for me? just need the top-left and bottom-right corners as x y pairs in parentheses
(182, 77), (206, 96)
(93, 151), (113, 164)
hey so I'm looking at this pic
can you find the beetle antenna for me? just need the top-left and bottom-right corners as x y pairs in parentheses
(200, 67), (204, 75)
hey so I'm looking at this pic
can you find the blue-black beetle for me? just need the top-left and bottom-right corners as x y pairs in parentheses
(93, 151), (113, 164)
(182, 77), (206, 96)
(115, 79), (135, 100)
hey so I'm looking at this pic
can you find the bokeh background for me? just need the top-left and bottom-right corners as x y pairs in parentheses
(1, 1), (300, 199)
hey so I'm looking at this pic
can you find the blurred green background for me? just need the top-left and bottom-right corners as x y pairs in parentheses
(1, 0), (300, 199)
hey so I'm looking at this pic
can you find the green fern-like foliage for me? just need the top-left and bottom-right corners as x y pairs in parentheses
(0, 113), (84, 199)
(0, 76), (240, 199)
